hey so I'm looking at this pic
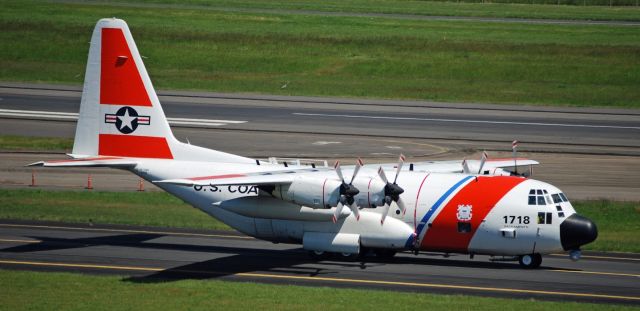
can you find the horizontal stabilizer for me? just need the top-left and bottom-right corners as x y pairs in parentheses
(27, 156), (137, 168)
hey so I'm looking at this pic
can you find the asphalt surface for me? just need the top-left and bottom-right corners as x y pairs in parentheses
(1, 83), (639, 200)
(1, 84), (639, 156)
(0, 220), (638, 305)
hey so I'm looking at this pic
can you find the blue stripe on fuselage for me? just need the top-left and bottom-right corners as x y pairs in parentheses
(405, 175), (473, 248)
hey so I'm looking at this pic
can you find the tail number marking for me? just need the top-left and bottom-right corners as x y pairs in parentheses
(503, 215), (530, 225)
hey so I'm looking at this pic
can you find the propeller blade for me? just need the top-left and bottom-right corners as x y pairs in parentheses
(477, 151), (488, 174)
(350, 158), (364, 184)
(334, 161), (345, 183)
(396, 197), (407, 215)
(332, 201), (345, 223)
(349, 203), (361, 221)
(380, 203), (390, 225)
(462, 158), (470, 174)
(378, 166), (389, 184)
(393, 154), (405, 184)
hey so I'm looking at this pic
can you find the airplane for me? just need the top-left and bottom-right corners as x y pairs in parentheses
(30, 18), (597, 269)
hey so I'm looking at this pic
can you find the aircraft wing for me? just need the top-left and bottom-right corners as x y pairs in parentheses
(412, 158), (539, 174)
(27, 156), (138, 168)
(155, 168), (328, 187)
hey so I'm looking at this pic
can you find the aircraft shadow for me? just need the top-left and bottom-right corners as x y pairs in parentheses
(0, 232), (563, 284)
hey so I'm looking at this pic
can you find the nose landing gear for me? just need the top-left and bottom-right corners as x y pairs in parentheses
(518, 253), (542, 268)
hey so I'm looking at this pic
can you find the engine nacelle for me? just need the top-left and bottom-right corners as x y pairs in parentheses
(273, 176), (342, 208)
(351, 178), (387, 208)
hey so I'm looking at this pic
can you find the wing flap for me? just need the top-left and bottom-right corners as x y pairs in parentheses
(155, 173), (296, 187)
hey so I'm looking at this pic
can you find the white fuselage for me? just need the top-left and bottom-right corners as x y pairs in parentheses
(132, 160), (573, 256)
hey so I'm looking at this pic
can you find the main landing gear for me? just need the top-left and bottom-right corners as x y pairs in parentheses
(518, 253), (542, 268)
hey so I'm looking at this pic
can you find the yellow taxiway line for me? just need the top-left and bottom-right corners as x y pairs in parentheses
(551, 253), (640, 262)
(550, 269), (639, 278)
(0, 223), (252, 239)
(0, 259), (638, 302)
(0, 238), (41, 244)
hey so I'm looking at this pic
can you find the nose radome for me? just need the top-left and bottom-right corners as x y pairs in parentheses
(560, 214), (598, 251)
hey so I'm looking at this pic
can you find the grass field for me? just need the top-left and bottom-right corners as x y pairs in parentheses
(0, 189), (637, 252)
(1, 1), (639, 107)
(96, 0), (640, 20)
(0, 189), (231, 230)
(0, 269), (635, 311)
(0, 135), (72, 152)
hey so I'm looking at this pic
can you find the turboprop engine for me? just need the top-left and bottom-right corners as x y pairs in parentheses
(271, 156), (410, 225)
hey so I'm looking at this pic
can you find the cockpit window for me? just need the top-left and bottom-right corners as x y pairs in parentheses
(559, 193), (569, 202)
(552, 194), (562, 203)
(528, 189), (555, 206)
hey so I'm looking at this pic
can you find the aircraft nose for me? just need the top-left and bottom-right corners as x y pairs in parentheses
(560, 214), (598, 251)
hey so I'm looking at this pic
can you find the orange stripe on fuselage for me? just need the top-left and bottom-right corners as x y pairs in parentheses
(420, 176), (524, 253)
(98, 134), (173, 159)
(100, 28), (152, 107)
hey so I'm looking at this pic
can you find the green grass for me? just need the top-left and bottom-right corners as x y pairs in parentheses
(0, 189), (231, 230)
(1, 1), (639, 107)
(574, 200), (640, 253)
(0, 189), (637, 252)
(0, 269), (636, 311)
(103, 0), (640, 20)
(0, 135), (72, 151)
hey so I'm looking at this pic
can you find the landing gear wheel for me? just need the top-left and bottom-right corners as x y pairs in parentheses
(308, 250), (328, 260)
(338, 252), (358, 261)
(518, 253), (542, 269)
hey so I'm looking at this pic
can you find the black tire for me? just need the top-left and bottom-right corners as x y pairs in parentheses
(518, 253), (542, 269)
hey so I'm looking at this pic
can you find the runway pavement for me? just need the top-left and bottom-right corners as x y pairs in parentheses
(1, 83), (639, 156)
(1, 83), (639, 200)
(0, 220), (638, 305)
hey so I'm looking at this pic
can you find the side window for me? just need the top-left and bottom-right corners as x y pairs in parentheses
(457, 222), (472, 233)
(538, 212), (553, 224)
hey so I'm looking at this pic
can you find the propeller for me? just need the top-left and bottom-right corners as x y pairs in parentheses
(378, 154), (407, 224)
(477, 151), (488, 174)
(461, 158), (471, 174)
(331, 159), (364, 223)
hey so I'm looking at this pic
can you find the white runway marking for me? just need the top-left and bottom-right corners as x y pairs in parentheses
(0, 109), (247, 127)
(293, 112), (640, 130)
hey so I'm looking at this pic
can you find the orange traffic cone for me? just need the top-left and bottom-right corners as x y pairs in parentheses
(137, 178), (145, 192)
(85, 174), (94, 190)
(29, 170), (36, 187)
